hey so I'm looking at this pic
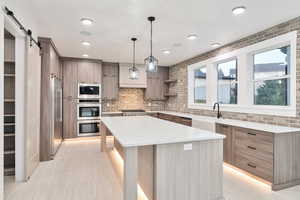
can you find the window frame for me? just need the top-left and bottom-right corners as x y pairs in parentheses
(216, 57), (238, 105)
(187, 31), (297, 117)
(193, 66), (207, 104)
(250, 44), (291, 106)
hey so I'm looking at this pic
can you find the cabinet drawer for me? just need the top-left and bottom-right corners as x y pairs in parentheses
(234, 153), (273, 182)
(234, 142), (273, 164)
(234, 127), (273, 145)
(234, 127), (273, 165)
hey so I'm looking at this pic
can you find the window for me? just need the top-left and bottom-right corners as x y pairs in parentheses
(187, 31), (296, 117)
(253, 45), (290, 106)
(217, 59), (237, 104)
(194, 67), (206, 103)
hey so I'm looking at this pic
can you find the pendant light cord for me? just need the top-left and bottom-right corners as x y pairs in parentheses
(133, 39), (136, 69)
(150, 20), (153, 57)
(131, 38), (137, 70)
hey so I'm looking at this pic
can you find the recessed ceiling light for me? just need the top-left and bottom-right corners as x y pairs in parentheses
(232, 6), (246, 16)
(162, 50), (171, 54)
(187, 34), (198, 40)
(81, 41), (91, 46)
(82, 54), (89, 57)
(211, 43), (221, 48)
(80, 18), (94, 26)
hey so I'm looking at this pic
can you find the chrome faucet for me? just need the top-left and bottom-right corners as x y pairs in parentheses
(213, 102), (222, 119)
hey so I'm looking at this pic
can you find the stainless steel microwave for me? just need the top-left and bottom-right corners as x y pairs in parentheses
(77, 103), (101, 120)
(77, 120), (100, 137)
(78, 83), (101, 99)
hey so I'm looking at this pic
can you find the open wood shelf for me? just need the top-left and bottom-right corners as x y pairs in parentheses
(164, 93), (178, 97)
(4, 60), (15, 63)
(164, 79), (177, 84)
(4, 150), (15, 155)
(4, 123), (15, 126)
(4, 99), (15, 102)
(4, 133), (15, 137)
(4, 74), (15, 77)
(4, 167), (15, 176)
(4, 114), (15, 117)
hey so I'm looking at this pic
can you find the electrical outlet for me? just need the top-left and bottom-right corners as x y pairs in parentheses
(184, 143), (192, 151)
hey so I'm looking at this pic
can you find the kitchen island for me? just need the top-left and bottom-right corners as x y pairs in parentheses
(101, 116), (225, 200)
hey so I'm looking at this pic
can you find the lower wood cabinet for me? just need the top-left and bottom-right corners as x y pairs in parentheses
(157, 113), (192, 127)
(216, 123), (300, 190)
(233, 127), (274, 182)
(147, 113), (159, 118)
(215, 124), (233, 164)
(63, 99), (77, 138)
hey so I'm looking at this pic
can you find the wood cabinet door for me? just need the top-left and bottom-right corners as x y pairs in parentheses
(93, 62), (102, 83)
(145, 75), (159, 100)
(216, 124), (233, 164)
(63, 61), (78, 98)
(63, 99), (77, 138)
(77, 61), (95, 83)
(145, 67), (169, 100)
(102, 63), (119, 100)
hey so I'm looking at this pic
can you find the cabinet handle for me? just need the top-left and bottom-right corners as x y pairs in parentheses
(221, 125), (229, 128)
(247, 146), (256, 150)
(247, 163), (256, 168)
(247, 132), (256, 136)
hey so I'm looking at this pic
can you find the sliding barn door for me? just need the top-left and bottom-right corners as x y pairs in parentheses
(24, 39), (41, 179)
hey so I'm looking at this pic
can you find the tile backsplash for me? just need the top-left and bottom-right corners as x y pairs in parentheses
(102, 88), (165, 112)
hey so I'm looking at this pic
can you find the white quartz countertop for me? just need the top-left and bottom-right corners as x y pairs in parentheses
(102, 112), (123, 115)
(101, 116), (225, 147)
(148, 111), (300, 134)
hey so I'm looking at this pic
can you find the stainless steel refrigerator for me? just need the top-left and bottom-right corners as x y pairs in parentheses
(50, 76), (63, 158)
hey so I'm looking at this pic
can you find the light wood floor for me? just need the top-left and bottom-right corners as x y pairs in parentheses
(4, 138), (300, 200)
(4, 139), (122, 200)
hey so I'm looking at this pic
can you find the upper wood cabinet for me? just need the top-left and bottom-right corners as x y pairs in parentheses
(145, 67), (169, 100)
(62, 60), (78, 98)
(102, 62), (119, 100)
(77, 61), (102, 83)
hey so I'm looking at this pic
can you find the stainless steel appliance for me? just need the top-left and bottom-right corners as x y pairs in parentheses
(77, 103), (101, 120)
(50, 76), (63, 158)
(121, 109), (146, 116)
(78, 83), (101, 99)
(77, 120), (100, 136)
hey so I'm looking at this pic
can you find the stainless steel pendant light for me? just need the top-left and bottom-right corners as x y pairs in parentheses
(145, 16), (158, 72)
(129, 37), (139, 79)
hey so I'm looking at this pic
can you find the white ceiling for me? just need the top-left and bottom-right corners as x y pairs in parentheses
(28, 0), (300, 66)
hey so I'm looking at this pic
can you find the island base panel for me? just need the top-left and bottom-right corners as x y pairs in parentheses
(155, 140), (224, 200)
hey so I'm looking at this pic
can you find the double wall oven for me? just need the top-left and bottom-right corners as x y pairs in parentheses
(77, 83), (101, 137)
